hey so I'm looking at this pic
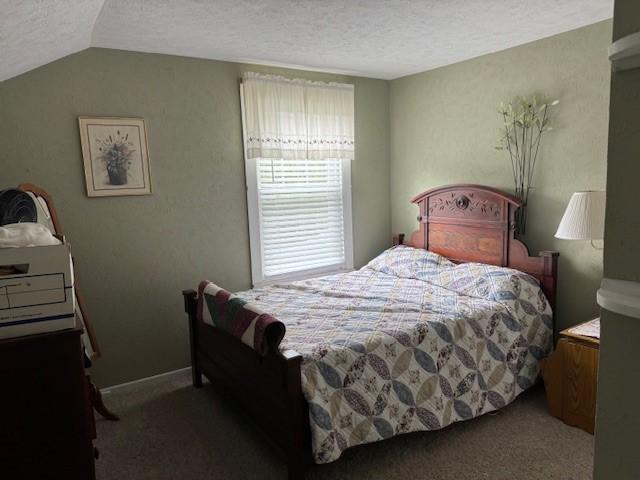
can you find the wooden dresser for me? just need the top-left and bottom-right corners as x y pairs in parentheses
(0, 329), (96, 479)
(542, 319), (600, 434)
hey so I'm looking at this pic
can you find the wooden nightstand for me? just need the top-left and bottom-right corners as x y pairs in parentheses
(542, 318), (600, 434)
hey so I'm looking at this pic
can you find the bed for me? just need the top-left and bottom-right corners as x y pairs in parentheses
(182, 184), (558, 479)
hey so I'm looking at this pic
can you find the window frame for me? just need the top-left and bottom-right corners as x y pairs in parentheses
(240, 84), (354, 287)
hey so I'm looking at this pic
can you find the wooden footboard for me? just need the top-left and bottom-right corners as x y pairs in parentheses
(182, 290), (312, 480)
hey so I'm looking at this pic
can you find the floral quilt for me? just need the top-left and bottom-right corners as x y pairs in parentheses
(236, 246), (553, 464)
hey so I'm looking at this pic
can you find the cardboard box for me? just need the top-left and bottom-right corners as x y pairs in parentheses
(0, 243), (76, 339)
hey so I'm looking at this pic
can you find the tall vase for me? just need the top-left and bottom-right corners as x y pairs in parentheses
(515, 203), (528, 238)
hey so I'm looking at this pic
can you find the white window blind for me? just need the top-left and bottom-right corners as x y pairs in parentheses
(257, 158), (348, 277)
(241, 72), (354, 286)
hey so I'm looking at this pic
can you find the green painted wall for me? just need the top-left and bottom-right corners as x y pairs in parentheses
(390, 21), (612, 332)
(594, 0), (640, 477)
(0, 22), (615, 388)
(0, 48), (390, 387)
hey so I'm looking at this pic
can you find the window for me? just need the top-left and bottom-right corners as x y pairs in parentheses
(240, 73), (354, 286)
(246, 157), (353, 284)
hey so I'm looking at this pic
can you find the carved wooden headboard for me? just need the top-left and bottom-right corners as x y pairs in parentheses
(394, 184), (559, 311)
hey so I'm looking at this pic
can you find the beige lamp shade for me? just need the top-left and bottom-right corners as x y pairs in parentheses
(555, 191), (606, 240)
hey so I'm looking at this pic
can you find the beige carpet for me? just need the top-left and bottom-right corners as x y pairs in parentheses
(95, 371), (593, 480)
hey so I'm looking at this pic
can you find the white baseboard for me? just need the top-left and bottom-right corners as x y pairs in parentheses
(101, 366), (192, 395)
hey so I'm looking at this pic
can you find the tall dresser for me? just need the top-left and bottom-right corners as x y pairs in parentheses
(0, 329), (96, 479)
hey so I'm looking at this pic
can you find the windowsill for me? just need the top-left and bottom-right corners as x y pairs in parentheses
(253, 265), (354, 288)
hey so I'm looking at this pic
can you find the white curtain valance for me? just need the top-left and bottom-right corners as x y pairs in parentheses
(241, 72), (355, 161)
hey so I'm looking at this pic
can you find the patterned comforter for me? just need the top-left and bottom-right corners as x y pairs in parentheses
(236, 246), (553, 464)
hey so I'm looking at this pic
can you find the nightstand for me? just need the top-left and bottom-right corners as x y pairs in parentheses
(542, 318), (600, 434)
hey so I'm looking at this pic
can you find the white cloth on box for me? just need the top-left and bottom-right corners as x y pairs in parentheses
(0, 222), (60, 248)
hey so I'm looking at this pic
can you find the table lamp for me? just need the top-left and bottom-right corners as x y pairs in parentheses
(555, 191), (606, 248)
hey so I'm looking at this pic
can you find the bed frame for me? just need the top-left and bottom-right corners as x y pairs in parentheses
(182, 184), (558, 480)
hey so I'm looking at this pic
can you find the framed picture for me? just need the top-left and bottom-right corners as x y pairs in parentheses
(78, 117), (152, 197)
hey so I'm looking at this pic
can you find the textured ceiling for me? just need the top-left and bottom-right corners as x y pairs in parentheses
(1, 0), (613, 82)
(0, 0), (104, 81)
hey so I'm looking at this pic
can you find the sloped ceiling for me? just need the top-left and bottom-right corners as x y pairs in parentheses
(0, 0), (105, 81)
(1, 0), (613, 82)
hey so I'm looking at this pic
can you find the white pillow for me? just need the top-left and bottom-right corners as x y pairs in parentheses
(365, 245), (454, 279)
(0, 222), (61, 248)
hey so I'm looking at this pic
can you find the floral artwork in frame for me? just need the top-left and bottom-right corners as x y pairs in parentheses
(78, 117), (152, 197)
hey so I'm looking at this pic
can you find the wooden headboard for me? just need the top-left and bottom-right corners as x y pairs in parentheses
(394, 184), (559, 311)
